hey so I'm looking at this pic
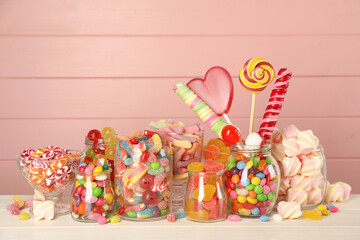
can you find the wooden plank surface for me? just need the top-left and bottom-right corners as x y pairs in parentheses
(0, 77), (359, 118)
(0, 195), (359, 240)
(0, 36), (359, 78)
(0, 0), (359, 35)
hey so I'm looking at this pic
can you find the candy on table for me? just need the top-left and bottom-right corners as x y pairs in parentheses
(258, 69), (293, 141)
(271, 125), (327, 208)
(33, 200), (55, 221)
(175, 209), (186, 219)
(260, 215), (269, 222)
(18, 212), (30, 221)
(227, 214), (241, 222)
(114, 131), (172, 220)
(150, 119), (203, 180)
(272, 214), (283, 222)
(324, 181), (352, 203)
(277, 201), (302, 219)
(239, 58), (275, 134)
(18, 146), (81, 194)
(71, 158), (115, 223)
(302, 210), (322, 220)
(185, 159), (226, 222)
(167, 213), (177, 222)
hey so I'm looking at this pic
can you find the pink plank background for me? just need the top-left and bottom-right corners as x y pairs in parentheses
(0, 0), (359, 194)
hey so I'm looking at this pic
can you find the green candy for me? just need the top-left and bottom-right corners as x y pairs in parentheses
(257, 193), (267, 202)
(254, 185), (263, 194)
(253, 156), (260, 167)
(160, 209), (168, 216)
(103, 164), (109, 170)
(148, 166), (164, 175)
(229, 156), (236, 164)
(249, 157), (255, 162)
(78, 179), (86, 185)
(227, 162), (236, 170)
(92, 187), (103, 197)
(246, 184), (254, 190)
(150, 161), (160, 170)
(265, 158), (272, 165)
(127, 211), (137, 218)
(86, 148), (96, 158)
(267, 192), (274, 201)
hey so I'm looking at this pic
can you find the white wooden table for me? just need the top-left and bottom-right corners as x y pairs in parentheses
(1, 195), (359, 240)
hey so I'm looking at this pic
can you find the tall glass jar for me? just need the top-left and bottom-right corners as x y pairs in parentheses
(84, 137), (115, 184)
(185, 169), (227, 222)
(223, 145), (280, 217)
(272, 144), (327, 209)
(71, 168), (115, 222)
(114, 133), (172, 221)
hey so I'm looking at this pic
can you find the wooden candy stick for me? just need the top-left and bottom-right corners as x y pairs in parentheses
(258, 68), (292, 141)
(239, 58), (275, 134)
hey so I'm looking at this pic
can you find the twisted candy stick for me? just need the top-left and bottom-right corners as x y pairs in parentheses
(258, 68), (292, 141)
(173, 82), (227, 137)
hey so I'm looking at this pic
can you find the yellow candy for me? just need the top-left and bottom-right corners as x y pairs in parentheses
(13, 196), (24, 208)
(102, 204), (109, 211)
(303, 210), (322, 220)
(187, 210), (209, 221)
(246, 161), (254, 169)
(247, 196), (258, 205)
(110, 215), (121, 223)
(214, 146), (231, 164)
(103, 133), (117, 146)
(321, 210), (330, 216)
(105, 193), (114, 204)
(192, 184), (216, 201)
(173, 139), (192, 149)
(251, 177), (261, 185)
(237, 195), (247, 203)
(93, 166), (103, 177)
(84, 182), (97, 188)
(101, 127), (116, 137)
(238, 208), (251, 215)
(18, 212), (30, 221)
(187, 162), (204, 172)
(152, 134), (162, 152)
(318, 205), (327, 211)
(105, 147), (115, 160)
(75, 181), (81, 188)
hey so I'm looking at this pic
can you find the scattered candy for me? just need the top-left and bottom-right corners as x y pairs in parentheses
(227, 214), (241, 222)
(302, 210), (322, 220)
(97, 215), (107, 225)
(18, 212), (30, 221)
(110, 215), (121, 223)
(277, 201), (302, 219)
(33, 200), (55, 221)
(167, 213), (177, 222)
(260, 215), (269, 222)
(329, 206), (338, 213)
(272, 214), (283, 222)
(175, 209), (186, 219)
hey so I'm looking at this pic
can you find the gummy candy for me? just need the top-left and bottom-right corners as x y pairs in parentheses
(214, 146), (231, 163)
(187, 162), (204, 172)
(192, 184), (216, 201)
(203, 145), (220, 160)
(13, 196), (25, 208)
(203, 196), (217, 210)
(187, 210), (209, 221)
(303, 210), (322, 220)
(203, 159), (224, 172)
(175, 209), (186, 219)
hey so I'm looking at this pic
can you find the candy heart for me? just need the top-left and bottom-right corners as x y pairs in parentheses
(187, 66), (233, 115)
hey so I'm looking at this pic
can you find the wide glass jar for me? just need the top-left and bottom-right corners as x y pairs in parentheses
(185, 169), (227, 222)
(114, 132), (172, 221)
(272, 144), (327, 209)
(223, 145), (280, 217)
(71, 167), (115, 222)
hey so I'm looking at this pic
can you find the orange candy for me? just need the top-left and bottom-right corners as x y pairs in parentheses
(257, 160), (267, 172)
(236, 154), (248, 162)
(84, 174), (95, 182)
(248, 190), (257, 199)
(231, 174), (240, 184)
(232, 200), (243, 213)
(187, 210), (210, 221)
(203, 145), (220, 160)
(187, 162), (205, 172)
(214, 146), (231, 163)
(78, 203), (86, 215)
(248, 173), (255, 180)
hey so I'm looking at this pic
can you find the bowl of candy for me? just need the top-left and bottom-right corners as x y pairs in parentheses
(16, 146), (85, 215)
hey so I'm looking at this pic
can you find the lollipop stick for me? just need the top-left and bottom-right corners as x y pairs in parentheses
(249, 93), (256, 134)
(223, 114), (232, 125)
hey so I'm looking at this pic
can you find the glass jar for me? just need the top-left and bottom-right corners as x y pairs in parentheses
(272, 144), (327, 209)
(71, 168), (115, 222)
(223, 145), (280, 217)
(185, 169), (227, 222)
(84, 137), (115, 184)
(114, 133), (172, 221)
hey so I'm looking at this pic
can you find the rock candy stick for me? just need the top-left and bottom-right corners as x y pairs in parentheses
(173, 81), (227, 137)
(258, 68), (292, 141)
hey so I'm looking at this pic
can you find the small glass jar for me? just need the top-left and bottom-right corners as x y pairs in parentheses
(84, 137), (115, 184)
(114, 133), (172, 221)
(224, 145), (280, 217)
(185, 169), (227, 222)
(272, 144), (327, 209)
(71, 168), (115, 222)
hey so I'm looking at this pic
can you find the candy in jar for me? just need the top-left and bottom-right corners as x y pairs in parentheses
(115, 131), (172, 220)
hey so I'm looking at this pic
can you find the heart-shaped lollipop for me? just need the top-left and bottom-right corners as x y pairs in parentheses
(187, 66), (234, 117)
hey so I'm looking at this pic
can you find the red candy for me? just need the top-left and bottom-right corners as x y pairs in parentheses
(203, 159), (224, 172)
(87, 129), (102, 141)
(117, 207), (125, 215)
(221, 125), (241, 145)
(330, 206), (338, 213)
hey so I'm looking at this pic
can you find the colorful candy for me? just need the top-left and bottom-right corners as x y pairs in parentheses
(18, 212), (30, 221)
(258, 69), (292, 141)
(115, 132), (172, 220)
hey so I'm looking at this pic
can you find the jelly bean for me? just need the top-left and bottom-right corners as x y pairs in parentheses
(251, 207), (260, 215)
(237, 195), (247, 203)
(260, 215), (269, 222)
(272, 214), (283, 222)
(246, 184), (255, 191)
(85, 164), (95, 173)
(228, 214), (241, 222)
(267, 192), (275, 202)
(326, 204), (335, 210)
(251, 177), (261, 185)
(225, 171), (232, 178)
(262, 185), (270, 194)
(127, 211), (137, 218)
(321, 209), (330, 216)
(303, 210), (322, 220)
(246, 161), (254, 169)
(237, 161), (246, 170)
(95, 197), (106, 206)
(256, 173), (265, 179)
(97, 216), (107, 225)
(95, 174), (108, 181)
(227, 162), (237, 170)
(150, 162), (160, 170)
(236, 189), (248, 196)
(88, 213), (101, 220)
(259, 207), (266, 215)
(231, 175), (240, 184)
(330, 206), (338, 213)
(230, 190), (238, 200)
(88, 129), (102, 141)
(242, 202), (255, 210)
(110, 215), (121, 223)
(257, 160), (267, 172)
(118, 207), (125, 215)
(74, 196), (81, 206)
(93, 166), (103, 177)
(105, 193), (114, 204)
(260, 178), (266, 186)
(265, 158), (272, 165)
(248, 173), (255, 180)
(247, 196), (258, 205)
(92, 187), (103, 197)
(256, 193), (267, 202)
(13, 196), (25, 208)
(93, 206), (105, 214)
(18, 212), (30, 221)
(238, 208), (251, 215)
(226, 179), (236, 190)
(263, 200), (271, 207)
(78, 179), (86, 185)
(78, 203), (86, 215)
(249, 167), (259, 175)
(95, 180), (105, 187)
(230, 167), (239, 175)
(318, 205), (327, 211)
(269, 182), (277, 191)
(160, 209), (168, 216)
(248, 190), (257, 199)
(254, 185), (263, 194)
(102, 204), (109, 211)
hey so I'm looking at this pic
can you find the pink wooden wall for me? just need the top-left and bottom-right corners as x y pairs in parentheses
(0, 0), (359, 194)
